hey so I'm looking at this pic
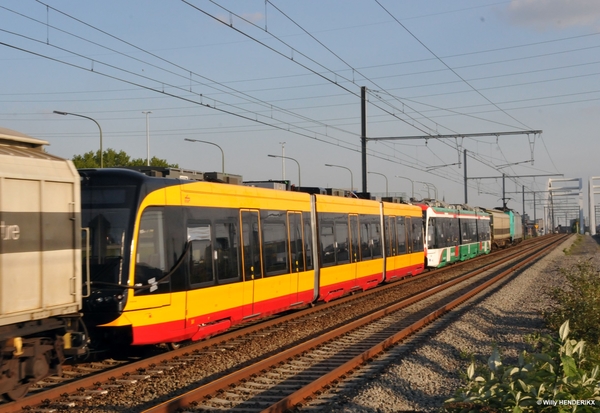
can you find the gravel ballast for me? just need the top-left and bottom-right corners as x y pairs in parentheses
(317, 234), (600, 413)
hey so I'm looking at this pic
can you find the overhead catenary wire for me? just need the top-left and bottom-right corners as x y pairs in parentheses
(4, 3), (597, 132)
(187, 1), (456, 145)
(257, 0), (559, 191)
(0, 8), (367, 153)
(374, 0), (534, 132)
(1, 1), (569, 199)
(16, 2), (361, 142)
(0, 41), (464, 186)
(29, 1), (443, 181)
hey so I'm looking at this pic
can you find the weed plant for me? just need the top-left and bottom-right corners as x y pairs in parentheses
(445, 261), (600, 411)
(445, 321), (600, 412)
(543, 260), (600, 365)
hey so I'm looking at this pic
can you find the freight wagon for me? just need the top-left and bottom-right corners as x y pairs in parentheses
(0, 127), (87, 400)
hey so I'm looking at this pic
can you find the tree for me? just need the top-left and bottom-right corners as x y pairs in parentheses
(71, 149), (178, 169)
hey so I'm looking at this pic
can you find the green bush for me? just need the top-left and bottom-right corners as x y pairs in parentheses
(445, 321), (600, 412)
(543, 261), (600, 364)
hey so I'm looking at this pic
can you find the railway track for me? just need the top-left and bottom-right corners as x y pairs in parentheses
(139, 234), (565, 413)
(1, 235), (565, 413)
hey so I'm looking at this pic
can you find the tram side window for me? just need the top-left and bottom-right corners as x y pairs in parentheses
(350, 215), (359, 263)
(479, 219), (491, 241)
(461, 219), (477, 243)
(242, 213), (261, 281)
(303, 212), (313, 270)
(360, 221), (372, 260)
(427, 217), (436, 249)
(165, 208), (186, 293)
(385, 217), (397, 257)
(215, 221), (240, 282)
(320, 224), (335, 266)
(461, 219), (470, 243)
(469, 219), (478, 241)
(444, 218), (457, 247)
(435, 218), (450, 248)
(135, 208), (169, 295)
(411, 217), (424, 252)
(188, 224), (214, 286)
(335, 220), (350, 264)
(397, 216), (407, 254)
(359, 217), (381, 260)
(385, 217), (391, 257)
(434, 219), (441, 248)
(289, 213), (305, 273)
(372, 221), (382, 258)
(262, 211), (288, 276)
(450, 218), (460, 244)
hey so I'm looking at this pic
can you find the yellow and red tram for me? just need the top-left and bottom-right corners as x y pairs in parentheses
(80, 168), (425, 348)
(314, 195), (425, 302)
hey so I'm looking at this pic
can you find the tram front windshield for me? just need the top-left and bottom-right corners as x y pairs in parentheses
(81, 186), (136, 287)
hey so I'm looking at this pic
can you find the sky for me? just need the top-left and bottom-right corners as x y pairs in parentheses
(1, 0), (599, 229)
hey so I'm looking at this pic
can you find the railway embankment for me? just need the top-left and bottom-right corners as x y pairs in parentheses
(316, 234), (599, 413)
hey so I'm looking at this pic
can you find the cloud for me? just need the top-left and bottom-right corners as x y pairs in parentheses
(504, 0), (600, 30)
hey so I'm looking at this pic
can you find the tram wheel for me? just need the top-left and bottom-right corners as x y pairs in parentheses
(167, 342), (182, 351)
(3, 383), (30, 401)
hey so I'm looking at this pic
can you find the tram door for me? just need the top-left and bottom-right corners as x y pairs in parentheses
(287, 212), (304, 305)
(406, 217), (414, 254)
(349, 214), (360, 282)
(405, 216), (422, 269)
(241, 210), (262, 319)
(385, 216), (397, 280)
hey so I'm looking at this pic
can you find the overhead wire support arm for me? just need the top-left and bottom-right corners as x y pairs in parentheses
(495, 159), (536, 168)
(466, 173), (563, 209)
(467, 174), (562, 180)
(365, 130), (543, 142)
(426, 162), (460, 171)
(361, 130), (542, 199)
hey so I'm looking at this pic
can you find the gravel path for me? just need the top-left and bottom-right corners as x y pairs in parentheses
(315, 234), (600, 413)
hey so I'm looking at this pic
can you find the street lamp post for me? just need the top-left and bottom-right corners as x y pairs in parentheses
(368, 171), (388, 197)
(325, 163), (354, 192)
(142, 111), (152, 166)
(395, 176), (414, 199)
(416, 181), (438, 200)
(416, 181), (431, 198)
(268, 154), (301, 188)
(429, 183), (438, 200)
(53, 110), (103, 168)
(279, 142), (286, 180)
(184, 138), (225, 173)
